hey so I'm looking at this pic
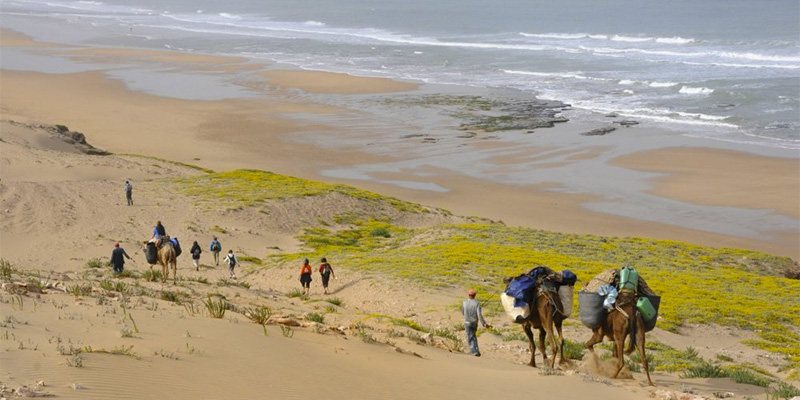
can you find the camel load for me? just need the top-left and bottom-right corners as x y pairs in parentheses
(578, 267), (660, 332)
(501, 267), (577, 323)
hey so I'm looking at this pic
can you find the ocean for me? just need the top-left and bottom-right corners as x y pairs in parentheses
(1, 0), (799, 150)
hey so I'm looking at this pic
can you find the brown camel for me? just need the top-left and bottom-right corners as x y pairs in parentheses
(585, 290), (653, 386)
(143, 240), (177, 284)
(520, 281), (566, 368)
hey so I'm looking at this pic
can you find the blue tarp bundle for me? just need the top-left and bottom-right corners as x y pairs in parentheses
(505, 267), (577, 307)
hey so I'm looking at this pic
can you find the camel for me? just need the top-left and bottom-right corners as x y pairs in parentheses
(585, 290), (653, 386)
(143, 240), (177, 284)
(518, 280), (567, 368)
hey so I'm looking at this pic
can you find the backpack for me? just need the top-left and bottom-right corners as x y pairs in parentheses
(211, 241), (221, 252)
(228, 255), (236, 267)
(322, 263), (332, 275)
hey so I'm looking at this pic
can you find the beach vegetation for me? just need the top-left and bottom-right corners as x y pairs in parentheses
(324, 297), (343, 307)
(562, 339), (586, 360)
(286, 289), (308, 300)
(767, 381), (800, 399)
(280, 325), (294, 338)
(65, 354), (83, 368)
(100, 279), (128, 294)
(141, 269), (162, 282)
(203, 296), (227, 318)
(305, 312), (325, 324)
(86, 258), (108, 269)
(217, 279), (250, 289)
(160, 290), (183, 304)
(243, 306), (273, 325)
(171, 169), (426, 213)
(67, 284), (92, 298)
(119, 153), (214, 174)
(0, 259), (16, 281)
(279, 222), (798, 369)
(237, 255), (263, 265)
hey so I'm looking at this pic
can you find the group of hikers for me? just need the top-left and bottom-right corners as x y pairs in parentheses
(108, 216), (234, 278)
(113, 182), (338, 293)
(111, 223), (337, 294)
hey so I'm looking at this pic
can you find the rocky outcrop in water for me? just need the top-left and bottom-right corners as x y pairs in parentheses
(581, 126), (617, 136)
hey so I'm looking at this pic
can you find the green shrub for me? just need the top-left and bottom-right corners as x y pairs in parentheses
(680, 361), (727, 379)
(160, 290), (181, 303)
(287, 289), (308, 300)
(141, 269), (162, 282)
(67, 284), (92, 298)
(305, 312), (325, 324)
(725, 366), (772, 387)
(243, 306), (273, 325)
(324, 297), (342, 306)
(563, 339), (586, 360)
(86, 258), (108, 269)
(370, 227), (391, 238)
(0, 259), (16, 281)
(100, 279), (127, 294)
(767, 381), (800, 399)
(203, 297), (227, 319)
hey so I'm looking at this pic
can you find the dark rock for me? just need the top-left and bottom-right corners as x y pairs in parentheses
(581, 127), (617, 136)
(83, 147), (110, 156)
(615, 120), (640, 127)
(605, 113), (618, 118)
(68, 131), (86, 144)
(401, 133), (425, 139)
(456, 132), (477, 138)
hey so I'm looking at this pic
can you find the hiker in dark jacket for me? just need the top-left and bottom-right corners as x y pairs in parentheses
(110, 242), (131, 274)
(190, 241), (202, 271)
(318, 257), (335, 295)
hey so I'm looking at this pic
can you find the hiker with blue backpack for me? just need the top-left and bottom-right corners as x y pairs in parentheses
(209, 236), (222, 266)
(318, 257), (336, 294)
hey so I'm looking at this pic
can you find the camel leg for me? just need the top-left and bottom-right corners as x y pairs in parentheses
(585, 327), (604, 353)
(538, 328), (548, 367)
(542, 315), (558, 369)
(172, 261), (177, 284)
(161, 263), (168, 283)
(636, 318), (653, 386)
(554, 317), (565, 365)
(612, 318), (627, 379)
(523, 323), (536, 367)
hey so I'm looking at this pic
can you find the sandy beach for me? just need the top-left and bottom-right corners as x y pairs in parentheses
(1, 28), (799, 399)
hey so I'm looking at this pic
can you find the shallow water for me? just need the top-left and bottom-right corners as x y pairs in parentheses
(1, 0), (799, 149)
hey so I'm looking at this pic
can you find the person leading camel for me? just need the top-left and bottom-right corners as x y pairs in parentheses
(461, 289), (492, 357)
(110, 242), (131, 274)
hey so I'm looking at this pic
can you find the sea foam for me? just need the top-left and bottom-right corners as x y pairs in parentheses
(679, 86), (714, 95)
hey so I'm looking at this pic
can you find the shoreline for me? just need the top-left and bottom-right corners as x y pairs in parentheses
(1, 29), (797, 259)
